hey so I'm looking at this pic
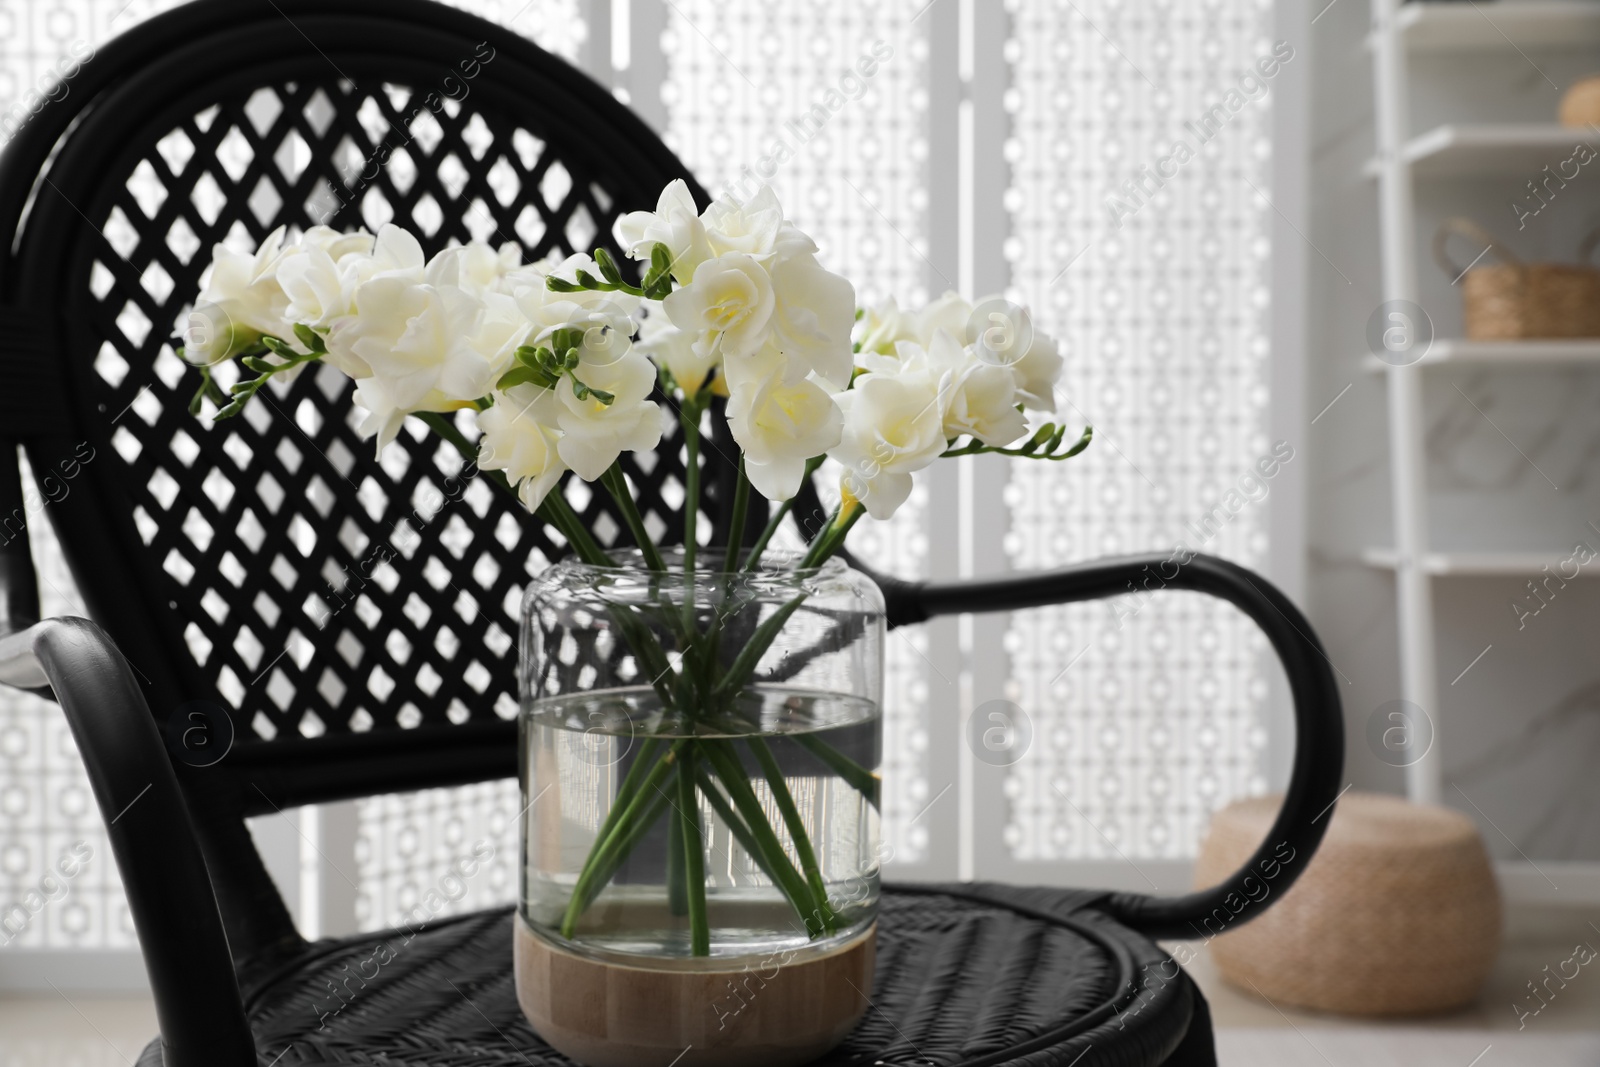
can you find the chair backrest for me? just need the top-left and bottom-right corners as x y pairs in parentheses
(0, 0), (749, 816)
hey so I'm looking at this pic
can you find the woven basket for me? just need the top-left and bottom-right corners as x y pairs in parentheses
(1194, 791), (1501, 1016)
(1434, 218), (1600, 340)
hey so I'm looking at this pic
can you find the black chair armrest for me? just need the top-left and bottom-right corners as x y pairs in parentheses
(0, 618), (254, 1067)
(882, 552), (1345, 942)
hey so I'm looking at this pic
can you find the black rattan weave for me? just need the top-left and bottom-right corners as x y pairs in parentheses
(134, 886), (1210, 1067)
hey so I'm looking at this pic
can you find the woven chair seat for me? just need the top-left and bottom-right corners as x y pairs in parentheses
(134, 885), (1209, 1066)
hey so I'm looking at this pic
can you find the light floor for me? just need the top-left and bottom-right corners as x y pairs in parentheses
(1191, 938), (1600, 1067)
(3, 933), (1599, 1065)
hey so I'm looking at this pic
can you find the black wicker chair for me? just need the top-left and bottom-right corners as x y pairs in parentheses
(0, 2), (1344, 1065)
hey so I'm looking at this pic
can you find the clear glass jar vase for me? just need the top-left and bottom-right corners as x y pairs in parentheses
(517, 549), (885, 968)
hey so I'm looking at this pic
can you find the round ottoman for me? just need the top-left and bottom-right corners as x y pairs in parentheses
(1194, 791), (1501, 1015)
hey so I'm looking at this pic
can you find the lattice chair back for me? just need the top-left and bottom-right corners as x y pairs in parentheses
(0, 1), (743, 813)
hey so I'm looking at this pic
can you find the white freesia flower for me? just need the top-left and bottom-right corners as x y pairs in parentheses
(767, 252), (856, 389)
(854, 290), (1067, 420)
(552, 344), (663, 480)
(613, 179), (710, 284)
(853, 296), (920, 357)
(702, 186), (784, 259)
(828, 365), (947, 520)
(635, 308), (717, 395)
(662, 252), (775, 360)
(772, 219), (820, 261)
(339, 254), (500, 449)
(477, 385), (568, 511)
(276, 228), (375, 338)
(348, 224), (427, 286)
(917, 291), (973, 345)
(277, 251), (349, 333)
(298, 225), (373, 256)
(315, 225), (431, 377)
(1007, 328), (1063, 413)
(183, 226), (291, 366)
(923, 330), (1028, 447)
(471, 290), (534, 380)
(724, 346), (843, 501)
(959, 292), (1063, 413)
(455, 240), (525, 298)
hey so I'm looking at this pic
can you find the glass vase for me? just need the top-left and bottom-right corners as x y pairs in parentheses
(514, 549), (884, 1067)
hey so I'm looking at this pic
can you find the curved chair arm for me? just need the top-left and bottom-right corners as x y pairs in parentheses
(0, 618), (254, 1067)
(885, 552), (1345, 942)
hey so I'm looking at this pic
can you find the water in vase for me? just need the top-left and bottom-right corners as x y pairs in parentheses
(520, 684), (882, 964)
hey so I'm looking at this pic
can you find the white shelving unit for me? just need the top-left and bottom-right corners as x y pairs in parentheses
(1366, 0), (1600, 815)
(1360, 548), (1600, 576)
(1394, 0), (1600, 51)
(1363, 123), (1597, 177)
(1360, 338), (1600, 370)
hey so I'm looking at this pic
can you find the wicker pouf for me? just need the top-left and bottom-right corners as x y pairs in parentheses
(1194, 791), (1501, 1016)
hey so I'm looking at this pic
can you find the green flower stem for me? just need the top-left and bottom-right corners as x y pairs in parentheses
(540, 485), (614, 568)
(740, 508), (786, 573)
(710, 595), (808, 705)
(939, 423), (1093, 461)
(698, 617), (724, 691)
(566, 784), (674, 923)
(613, 608), (678, 706)
(793, 733), (880, 810)
(188, 363), (230, 415)
(704, 742), (825, 934)
(679, 399), (702, 577)
(666, 802), (687, 916)
(678, 398), (703, 648)
(796, 503), (840, 566)
(746, 737), (833, 927)
(560, 740), (685, 937)
(694, 767), (782, 887)
(212, 345), (323, 419)
(742, 455), (826, 573)
(715, 697), (880, 814)
(723, 460), (750, 573)
(798, 502), (864, 570)
(569, 736), (668, 894)
(700, 741), (825, 936)
(674, 748), (711, 955)
(595, 736), (662, 849)
(528, 485), (682, 704)
(601, 463), (665, 572)
(539, 498), (607, 567)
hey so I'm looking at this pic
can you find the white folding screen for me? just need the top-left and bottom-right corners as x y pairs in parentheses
(0, 459), (134, 951)
(1001, 0), (1277, 870)
(0, 0), (1282, 967)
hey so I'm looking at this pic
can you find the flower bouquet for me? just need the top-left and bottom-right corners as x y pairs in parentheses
(181, 180), (1088, 1065)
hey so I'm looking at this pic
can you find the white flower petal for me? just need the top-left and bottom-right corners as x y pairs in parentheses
(662, 252), (775, 360)
(768, 253), (855, 388)
(727, 364), (842, 501)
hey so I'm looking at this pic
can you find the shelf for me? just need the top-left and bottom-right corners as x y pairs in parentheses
(1364, 124), (1593, 177)
(1394, 1), (1600, 52)
(1361, 337), (1600, 370)
(1361, 548), (1598, 576)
